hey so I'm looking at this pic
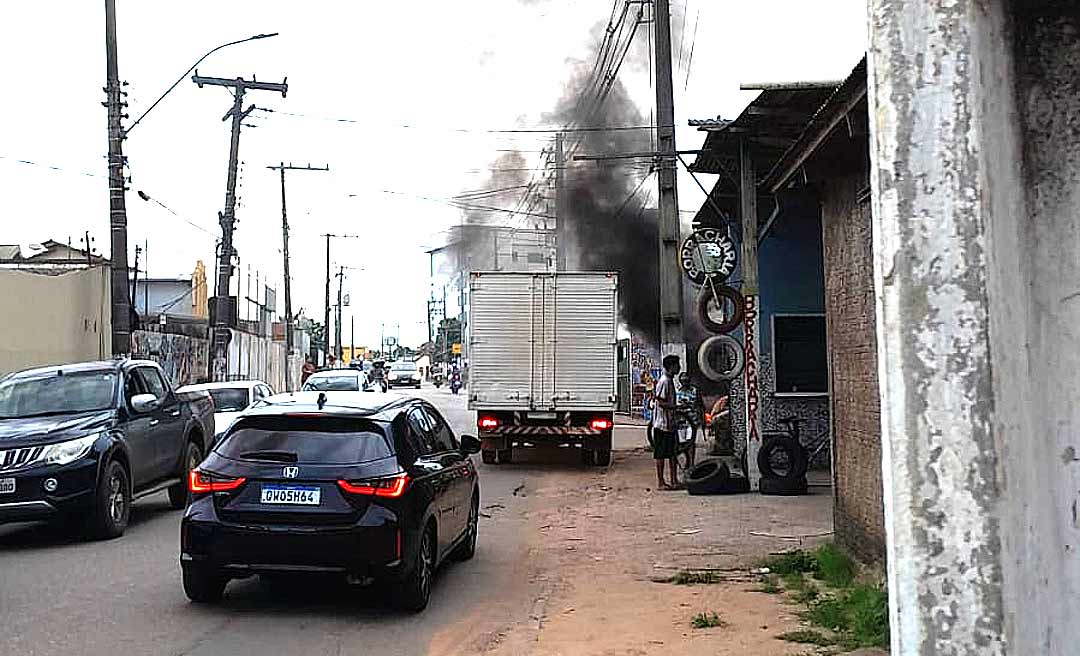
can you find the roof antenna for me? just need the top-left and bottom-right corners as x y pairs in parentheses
(317, 392), (327, 410)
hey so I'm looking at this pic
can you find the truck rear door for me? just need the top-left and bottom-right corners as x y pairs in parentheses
(469, 273), (536, 409)
(549, 274), (618, 410)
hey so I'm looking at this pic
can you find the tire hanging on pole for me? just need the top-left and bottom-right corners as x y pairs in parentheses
(697, 335), (745, 382)
(696, 284), (745, 334)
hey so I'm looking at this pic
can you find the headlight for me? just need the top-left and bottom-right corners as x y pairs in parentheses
(43, 433), (101, 466)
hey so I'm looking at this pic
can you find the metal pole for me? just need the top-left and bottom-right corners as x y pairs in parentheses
(104, 0), (131, 355)
(653, 0), (686, 362)
(350, 315), (354, 365)
(335, 265), (344, 363)
(555, 132), (566, 271)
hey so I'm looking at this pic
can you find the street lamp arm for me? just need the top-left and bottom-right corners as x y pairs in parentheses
(124, 32), (278, 136)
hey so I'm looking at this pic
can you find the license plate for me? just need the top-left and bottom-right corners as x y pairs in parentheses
(528, 412), (557, 419)
(260, 485), (321, 505)
(0, 478), (14, 494)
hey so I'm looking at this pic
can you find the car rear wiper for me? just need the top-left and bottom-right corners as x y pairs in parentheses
(238, 450), (299, 463)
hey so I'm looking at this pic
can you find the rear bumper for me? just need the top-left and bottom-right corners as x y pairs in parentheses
(480, 427), (612, 450)
(180, 501), (405, 578)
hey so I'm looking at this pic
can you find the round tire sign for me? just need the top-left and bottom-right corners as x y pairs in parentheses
(680, 229), (737, 285)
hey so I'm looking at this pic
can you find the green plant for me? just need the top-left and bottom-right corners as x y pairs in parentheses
(761, 550), (816, 576)
(668, 570), (721, 585)
(777, 629), (835, 646)
(812, 543), (856, 588)
(791, 586), (820, 604)
(802, 584), (889, 649)
(753, 575), (781, 594)
(690, 611), (725, 629)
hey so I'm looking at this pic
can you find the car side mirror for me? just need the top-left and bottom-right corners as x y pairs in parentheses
(130, 393), (159, 414)
(460, 434), (482, 454)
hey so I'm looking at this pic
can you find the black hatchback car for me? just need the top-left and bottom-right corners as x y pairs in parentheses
(180, 392), (481, 611)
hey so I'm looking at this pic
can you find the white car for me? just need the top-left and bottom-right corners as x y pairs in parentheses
(301, 369), (371, 392)
(176, 380), (274, 441)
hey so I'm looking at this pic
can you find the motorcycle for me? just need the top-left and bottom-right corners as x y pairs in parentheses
(449, 372), (462, 395)
(433, 372), (444, 388)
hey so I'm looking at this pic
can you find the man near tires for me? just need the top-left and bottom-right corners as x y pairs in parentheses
(652, 355), (681, 490)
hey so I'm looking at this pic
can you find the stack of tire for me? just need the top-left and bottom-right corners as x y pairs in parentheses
(756, 434), (809, 495)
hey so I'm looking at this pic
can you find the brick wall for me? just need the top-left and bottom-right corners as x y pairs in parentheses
(821, 172), (886, 563)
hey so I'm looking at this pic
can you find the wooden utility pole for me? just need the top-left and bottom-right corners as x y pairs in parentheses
(555, 132), (567, 271)
(335, 265), (345, 363)
(739, 139), (762, 488)
(104, 0), (131, 355)
(320, 233), (362, 366)
(652, 0), (686, 363)
(192, 72), (287, 381)
(267, 162), (328, 390)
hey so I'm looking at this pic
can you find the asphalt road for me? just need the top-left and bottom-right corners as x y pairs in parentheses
(0, 386), (545, 656)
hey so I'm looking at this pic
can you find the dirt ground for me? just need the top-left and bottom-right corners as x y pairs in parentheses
(430, 426), (842, 656)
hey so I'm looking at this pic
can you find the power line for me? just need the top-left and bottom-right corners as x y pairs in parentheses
(0, 155), (103, 179)
(684, 8), (701, 91)
(253, 108), (669, 133)
(377, 189), (556, 220)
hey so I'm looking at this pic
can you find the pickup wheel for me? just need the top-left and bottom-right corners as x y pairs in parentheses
(169, 441), (202, 509)
(86, 459), (131, 540)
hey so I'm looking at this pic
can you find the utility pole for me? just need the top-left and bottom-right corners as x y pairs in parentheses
(554, 132), (567, 271)
(335, 265), (345, 363)
(105, 0), (131, 355)
(652, 0), (686, 363)
(350, 315), (355, 364)
(321, 233), (362, 366)
(192, 72), (287, 381)
(267, 163), (328, 390)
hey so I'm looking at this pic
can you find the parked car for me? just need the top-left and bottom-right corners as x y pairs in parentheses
(0, 359), (215, 538)
(387, 361), (421, 389)
(177, 380), (273, 442)
(179, 391), (482, 610)
(301, 370), (369, 392)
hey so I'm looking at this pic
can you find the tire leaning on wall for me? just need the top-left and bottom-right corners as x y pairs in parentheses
(696, 284), (745, 334)
(697, 334), (745, 382)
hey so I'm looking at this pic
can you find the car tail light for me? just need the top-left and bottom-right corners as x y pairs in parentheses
(479, 416), (499, 430)
(337, 472), (409, 498)
(590, 418), (612, 431)
(188, 469), (246, 494)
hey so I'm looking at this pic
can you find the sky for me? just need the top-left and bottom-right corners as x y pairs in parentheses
(1, 0), (866, 349)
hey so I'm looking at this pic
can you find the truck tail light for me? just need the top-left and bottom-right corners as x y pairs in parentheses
(338, 472), (409, 498)
(188, 470), (246, 494)
(479, 416), (499, 430)
(590, 418), (612, 431)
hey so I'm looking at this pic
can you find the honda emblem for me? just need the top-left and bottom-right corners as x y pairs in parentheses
(282, 466), (299, 479)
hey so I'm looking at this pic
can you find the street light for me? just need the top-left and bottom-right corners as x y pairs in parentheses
(124, 32), (279, 136)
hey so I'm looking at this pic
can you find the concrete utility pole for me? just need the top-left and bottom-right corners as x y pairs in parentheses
(652, 0), (686, 363)
(192, 73), (287, 381)
(554, 132), (567, 271)
(335, 265), (345, 363)
(267, 163), (328, 390)
(104, 0), (131, 355)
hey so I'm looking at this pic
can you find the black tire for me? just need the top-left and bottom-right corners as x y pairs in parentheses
(593, 449), (611, 467)
(722, 475), (751, 494)
(685, 459), (731, 495)
(182, 563), (228, 603)
(415, 384), (422, 389)
(452, 493), (479, 561)
(758, 475), (808, 496)
(481, 449), (496, 465)
(396, 525), (435, 612)
(86, 459), (131, 539)
(580, 447), (595, 466)
(168, 440), (202, 510)
(757, 435), (809, 480)
(697, 335), (745, 382)
(497, 446), (513, 464)
(697, 284), (745, 334)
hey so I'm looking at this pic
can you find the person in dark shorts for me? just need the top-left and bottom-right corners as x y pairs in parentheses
(651, 354), (681, 489)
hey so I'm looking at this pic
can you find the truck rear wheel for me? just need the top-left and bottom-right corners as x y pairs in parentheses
(481, 449), (496, 465)
(593, 449), (611, 466)
(497, 445), (513, 464)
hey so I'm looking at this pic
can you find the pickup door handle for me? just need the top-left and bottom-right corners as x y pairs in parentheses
(170, 410), (181, 416)
(149, 419), (160, 426)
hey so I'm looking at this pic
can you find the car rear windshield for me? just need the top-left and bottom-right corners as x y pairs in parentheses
(207, 388), (249, 412)
(302, 375), (359, 391)
(0, 371), (116, 419)
(215, 416), (392, 464)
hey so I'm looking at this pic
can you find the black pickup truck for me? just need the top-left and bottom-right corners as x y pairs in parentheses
(0, 358), (215, 538)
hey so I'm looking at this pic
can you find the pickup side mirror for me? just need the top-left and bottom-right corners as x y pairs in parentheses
(460, 434), (482, 454)
(130, 393), (159, 414)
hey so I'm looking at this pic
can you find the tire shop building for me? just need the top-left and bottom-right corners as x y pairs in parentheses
(687, 57), (886, 562)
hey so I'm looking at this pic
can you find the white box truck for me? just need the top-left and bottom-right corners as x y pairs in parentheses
(467, 271), (618, 466)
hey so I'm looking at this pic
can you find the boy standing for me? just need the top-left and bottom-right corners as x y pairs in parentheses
(652, 355), (681, 489)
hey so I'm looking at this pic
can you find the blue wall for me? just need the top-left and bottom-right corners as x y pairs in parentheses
(758, 195), (825, 353)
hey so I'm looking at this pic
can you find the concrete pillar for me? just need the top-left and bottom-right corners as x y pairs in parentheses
(868, 1), (1080, 654)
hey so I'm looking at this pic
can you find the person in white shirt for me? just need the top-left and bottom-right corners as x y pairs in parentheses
(651, 355), (681, 489)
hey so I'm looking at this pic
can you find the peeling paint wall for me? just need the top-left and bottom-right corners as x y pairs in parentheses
(131, 330), (209, 387)
(869, 0), (1080, 653)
